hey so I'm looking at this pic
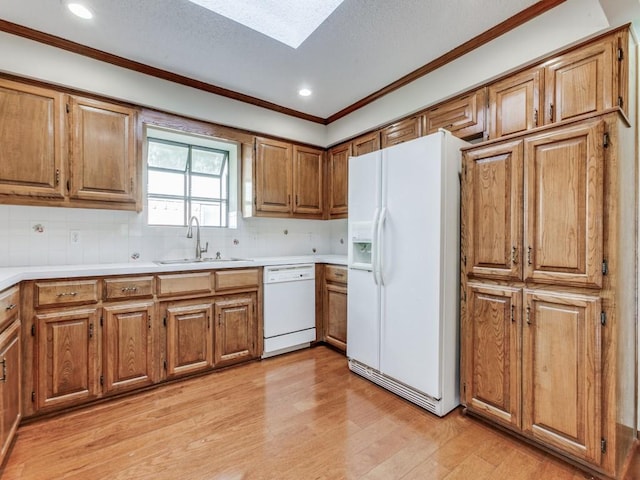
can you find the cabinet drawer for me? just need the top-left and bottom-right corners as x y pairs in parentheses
(325, 265), (347, 284)
(213, 268), (260, 292)
(35, 280), (99, 307)
(0, 286), (20, 332)
(157, 272), (212, 297)
(104, 276), (154, 301)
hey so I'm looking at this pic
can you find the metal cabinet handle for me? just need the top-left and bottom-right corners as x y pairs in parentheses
(527, 247), (532, 265)
(56, 291), (78, 297)
(0, 359), (6, 382)
(526, 306), (531, 325)
(89, 323), (94, 338)
(510, 305), (515, 323)
(121, 286), (139, 293)
(533, 109), (538, 126)
(5, 304), (17, 311)
(511, 246), (518, 265)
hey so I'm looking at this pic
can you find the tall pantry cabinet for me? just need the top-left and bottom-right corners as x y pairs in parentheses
(460, 109), (636, 478)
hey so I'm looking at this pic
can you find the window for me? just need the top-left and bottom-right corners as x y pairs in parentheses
(146, 133), (233, 227)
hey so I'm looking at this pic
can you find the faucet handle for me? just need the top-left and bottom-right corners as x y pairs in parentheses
(201, 242), (209, 254)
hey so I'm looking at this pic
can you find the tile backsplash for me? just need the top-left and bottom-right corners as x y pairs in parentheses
(0, 205), (348, 267)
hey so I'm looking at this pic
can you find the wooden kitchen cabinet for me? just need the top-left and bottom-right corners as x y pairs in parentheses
(102, 301), (154, 395)
(0, 77), (141, 211)
(35, 307), (100, 411)
(327, 142), (350, 219)
(0, 286), (21, 466)
(522, 290), (601, 464)
(462, 282), (520, 429)
(292, 145), (324, 216)
(380, 116), (422, 148)
(425, 88), (486, 140)
(488, 67), (543, 139)
(322, 265), (347, 353)
(0, 78), (66, 200)
(461, 110), (635, 477)
(254, 137), (323, 218)
(164, 300), (213, 378)
(214, 294), (257, 367)
(68, 96), (138, 205)
(352, 131), (380, 156)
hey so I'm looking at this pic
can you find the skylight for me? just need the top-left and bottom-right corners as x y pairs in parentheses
(187, 0), (345, 48)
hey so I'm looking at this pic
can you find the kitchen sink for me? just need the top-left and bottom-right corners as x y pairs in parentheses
(155, 257), (251, 265)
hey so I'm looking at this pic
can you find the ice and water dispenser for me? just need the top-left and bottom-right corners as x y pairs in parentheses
(348, 221), (373, 270)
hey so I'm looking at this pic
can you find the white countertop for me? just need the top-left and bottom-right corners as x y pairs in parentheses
(0, 254), (348, 291)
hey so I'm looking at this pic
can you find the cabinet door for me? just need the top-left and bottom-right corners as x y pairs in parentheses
(524, 120), (604, 287)
(488, 67), (543, 139)
(327, 142), (351, 218)
(292, 145), (323, 216)
(68, 96), (138, 205)
(323, 283), (347, 352)
(255, 137), (292, 214)
(522, 290), (601, 464)
(214, 294), (257, 367)
(464, 140), (523, 281)
(0, 320), (21, 464)
(425, 88), (486, 140)
(462, 283), (521, 429)
(352, 132), (380, 156)
(544, 39), (615, 124)
(0, 79), (65, 199)
(380, 116), (422, 148)
(102, 302), (154, 395)
(36, 308), (100, 410)
(165, 302), (213, 378)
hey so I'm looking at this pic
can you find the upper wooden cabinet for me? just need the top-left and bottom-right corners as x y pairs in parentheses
(425, 88), (486, 140)
(352, 131), (380, 156)
(253, 137), (323, 219)
(544, 37), (616, 124)
(327, 142), (350, 219)
(0, 79), (66, 199)
(488, 68), (543, 139)
(0, 78), (141, 211)
(68, 96), (138, 205)
(380, 116), (422, 148)
(292, 145), (324, 216)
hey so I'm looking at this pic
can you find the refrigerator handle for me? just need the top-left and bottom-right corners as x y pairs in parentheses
(377, 207), (387, 286)
(372, 208), (381, 285)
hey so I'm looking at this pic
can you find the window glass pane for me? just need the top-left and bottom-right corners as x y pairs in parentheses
(148, 170), (185, 196)
(192, 148), (226, 175)
(148, 140), (188, 171)
(191, 201), (227, 227)
(191, 175), (220, 198)
(148, 198), (185, 225)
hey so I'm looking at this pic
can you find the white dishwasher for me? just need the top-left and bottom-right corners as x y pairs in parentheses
(262, 264), (316, 358)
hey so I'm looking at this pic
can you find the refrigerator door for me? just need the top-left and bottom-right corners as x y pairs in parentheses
(347, 150), (382, 369)
(379, 134), (445, 399)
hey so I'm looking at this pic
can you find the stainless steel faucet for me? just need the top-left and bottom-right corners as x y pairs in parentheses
(186, 215), (208, 260)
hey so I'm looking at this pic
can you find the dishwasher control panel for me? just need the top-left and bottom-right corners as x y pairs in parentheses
(264, 264), (315, 283)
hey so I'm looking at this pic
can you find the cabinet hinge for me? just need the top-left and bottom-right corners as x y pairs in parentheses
(66, 103), (70, 114)
(100, 375), (104, 386)
(463, 382), (466, 396)
(603, 132), (610, 148)
(618, 96), (624, 108)
(31, 391), (35, 403)
(31, 324), (35, 337)
(163, 316), (167, 327)
(617, 47), (624, 61)
(601, 438), (607, 454)
(602, 259), (608, 275)
(100, 316), (103, 327)
(163, 359), (167, 370)
(66, 180), (70, 192)
(601, 311), (607, 326)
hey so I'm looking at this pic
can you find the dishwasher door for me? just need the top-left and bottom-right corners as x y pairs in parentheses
(263, 264), (316, 358)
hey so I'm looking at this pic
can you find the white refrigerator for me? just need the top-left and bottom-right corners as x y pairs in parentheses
(347, 130), (467, 417)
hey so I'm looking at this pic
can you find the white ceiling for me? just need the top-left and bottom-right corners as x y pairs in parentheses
(1, 0), (552, 119)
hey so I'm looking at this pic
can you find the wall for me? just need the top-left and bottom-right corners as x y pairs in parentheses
(0, 204), (346, 267)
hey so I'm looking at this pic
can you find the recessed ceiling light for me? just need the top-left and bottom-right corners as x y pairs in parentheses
(187, 0), (345, 49)
(298, 88), (312, 97)
(67, 3), (93, 19)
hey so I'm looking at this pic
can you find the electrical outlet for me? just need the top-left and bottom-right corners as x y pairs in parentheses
(70, 230), (81, 244)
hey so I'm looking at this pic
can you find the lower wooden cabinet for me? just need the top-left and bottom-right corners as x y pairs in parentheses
(214, 294), (257, 367)
(164, 300), (213, 378)
(102, 302), (154, 395)
(0, 319), (21, 465)
(35, 307), (100, 411)
(321, 265), (348, 352)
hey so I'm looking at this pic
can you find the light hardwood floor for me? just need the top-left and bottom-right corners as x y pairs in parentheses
(0, 346), (634, 479)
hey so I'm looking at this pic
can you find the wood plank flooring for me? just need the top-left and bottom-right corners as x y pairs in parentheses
(0, 346), (628, 479)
